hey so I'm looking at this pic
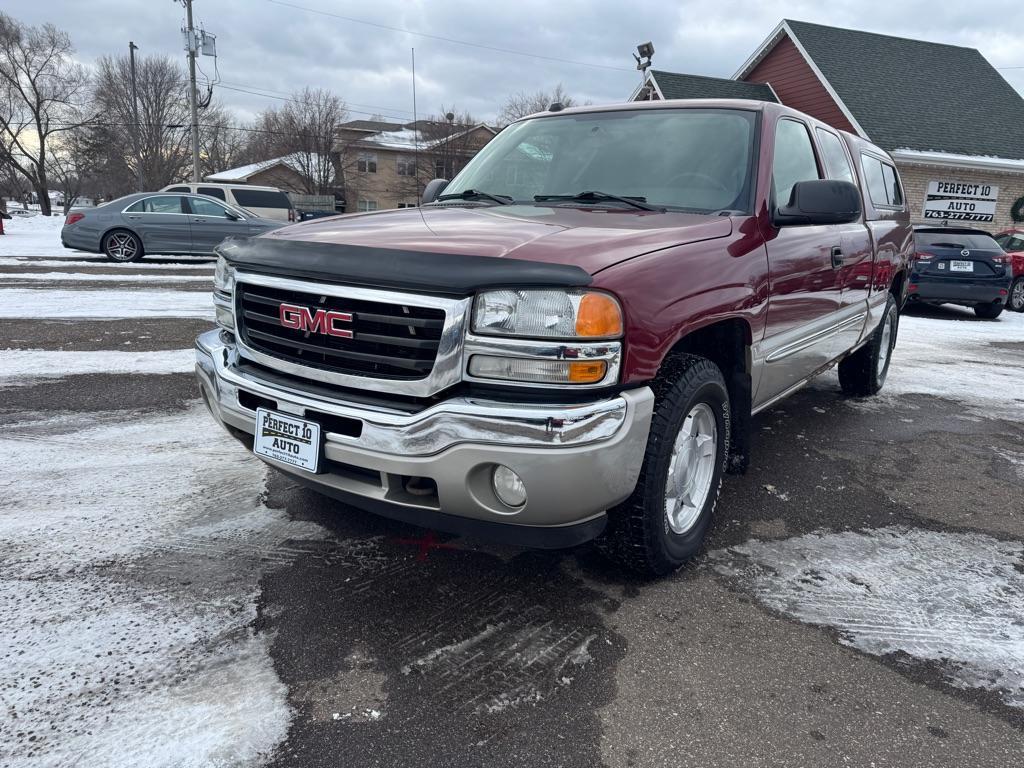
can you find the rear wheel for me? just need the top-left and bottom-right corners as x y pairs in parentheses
(1007, 278), (1024, 312)
(103, 229), (143, 262)
(599, 355), (729, 577)
(973, 302), (1003, 319)
(838, 293), (898, 396)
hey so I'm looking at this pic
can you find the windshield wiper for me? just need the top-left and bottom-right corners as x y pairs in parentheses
(534, 190), (665, 212)
(436, 189), (514, 205)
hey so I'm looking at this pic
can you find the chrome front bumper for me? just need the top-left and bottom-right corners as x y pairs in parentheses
(195, 330), (654, 545)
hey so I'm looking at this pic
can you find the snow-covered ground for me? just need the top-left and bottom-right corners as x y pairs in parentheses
(0, 349), (195, 385)
(0, 407), (327, 767)
(0, 288), (215, 319)
(712, 527), (1024, 709)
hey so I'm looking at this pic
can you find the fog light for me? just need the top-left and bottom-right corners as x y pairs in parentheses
(492, 465), (527, 507)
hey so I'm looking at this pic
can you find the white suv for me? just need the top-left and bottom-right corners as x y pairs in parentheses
(161, 183), (295, 223)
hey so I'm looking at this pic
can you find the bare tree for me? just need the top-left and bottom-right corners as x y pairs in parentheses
(498, 84), (577, 126)
(48, 124), (102, 213)
(250, 88), (347, 194)
(92, 53), (193, 193)
(199, 104), (249, 179)
(0, 13), (90, 215)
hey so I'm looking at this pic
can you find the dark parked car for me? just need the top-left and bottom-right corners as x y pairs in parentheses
(61, 192), (284, 262)
(909, 226), (1012, 318)
(993, 228), (1024, 312)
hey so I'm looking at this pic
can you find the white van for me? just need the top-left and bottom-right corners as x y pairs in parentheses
(160, 183), (295, 223)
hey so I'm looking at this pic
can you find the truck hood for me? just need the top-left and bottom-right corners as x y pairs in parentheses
(261, 204), (733, 275)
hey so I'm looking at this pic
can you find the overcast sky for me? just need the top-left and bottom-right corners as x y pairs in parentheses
(10, 0), (1024, 125)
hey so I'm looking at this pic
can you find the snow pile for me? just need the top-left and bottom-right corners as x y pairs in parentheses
(0, 288), (214, 319)
(712, 527), (1024, 709)
(0, 213), (79, 258)
(0, 271), (212, 283)
(0, 349), (195, 385)
(0, 406), (327, 767)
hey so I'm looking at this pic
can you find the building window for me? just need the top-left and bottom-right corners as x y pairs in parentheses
(434, 158), (454, 179)
(397, 202), (418, 208)
(396, 155), (416, 176)
(357, 199), (378, 212)
(357, 152), (377, 173)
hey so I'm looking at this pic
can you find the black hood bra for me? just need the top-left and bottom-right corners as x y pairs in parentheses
(216, 236), (592, 296)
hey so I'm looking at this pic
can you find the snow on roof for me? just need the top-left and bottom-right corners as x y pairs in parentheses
(205, 153), (333, 182)
(354, 123), (497, 153)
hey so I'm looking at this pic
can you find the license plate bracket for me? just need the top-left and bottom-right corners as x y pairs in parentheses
(253, 407), (322, 473)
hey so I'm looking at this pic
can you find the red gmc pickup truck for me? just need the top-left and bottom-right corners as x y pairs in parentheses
(196, 99), (911, 575)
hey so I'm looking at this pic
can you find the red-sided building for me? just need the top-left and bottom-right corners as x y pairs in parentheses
(632, 20), (1024, 233)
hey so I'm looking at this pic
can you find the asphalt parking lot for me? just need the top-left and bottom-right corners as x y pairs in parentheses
(2, 217), (1023, 767)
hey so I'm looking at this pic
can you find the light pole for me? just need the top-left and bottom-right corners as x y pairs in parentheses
(183, 0), (201, 182)
(129, 41), (144, 191)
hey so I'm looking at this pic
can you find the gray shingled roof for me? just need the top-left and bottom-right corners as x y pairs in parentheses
(649, 71), (778, 102)
(784, 20), (1024, 160)
(338, 119), (404, 133)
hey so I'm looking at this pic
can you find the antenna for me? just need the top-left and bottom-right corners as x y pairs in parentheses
(411, 48), (421, 199)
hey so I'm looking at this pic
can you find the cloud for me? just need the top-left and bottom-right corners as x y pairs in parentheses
(8, 0), (1023, 123)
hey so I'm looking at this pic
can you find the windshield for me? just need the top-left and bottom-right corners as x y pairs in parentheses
(442, 108), (758, 213)
(915, 231), (1002, 250)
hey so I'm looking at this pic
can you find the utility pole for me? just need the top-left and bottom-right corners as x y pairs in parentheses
(184, 0), (201, 182)
(129, 41), (144, 191)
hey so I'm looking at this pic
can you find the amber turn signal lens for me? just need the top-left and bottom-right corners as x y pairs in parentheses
(575, 293), (623, 338)
(567, 361), (608, 383)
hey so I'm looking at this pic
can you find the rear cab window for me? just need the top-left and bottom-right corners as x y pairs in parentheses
(772, 118), (821, 206)
(861, 154), (905, 209)
(231, 189), (291, 210)
(815, 129), (855, 184)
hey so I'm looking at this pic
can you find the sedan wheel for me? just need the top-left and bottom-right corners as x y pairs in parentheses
(103, 230), (143, 262)
(1010, 277), (1024, 313)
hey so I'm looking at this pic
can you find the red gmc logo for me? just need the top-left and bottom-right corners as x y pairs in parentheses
(279, 303), (353, 338)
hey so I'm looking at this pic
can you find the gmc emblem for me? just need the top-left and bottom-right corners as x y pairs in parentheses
(279, 303), (353, 338)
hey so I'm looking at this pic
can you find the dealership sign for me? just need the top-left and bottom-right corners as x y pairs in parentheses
(923, 180), (999, 222)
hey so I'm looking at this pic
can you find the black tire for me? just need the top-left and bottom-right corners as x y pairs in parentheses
(599, 355), (730, 577)
(102, 229), (144, 262)
(1005, 278), (1023, 312)
(838, 293), (898, 396)
(973, 302), (1003, 320)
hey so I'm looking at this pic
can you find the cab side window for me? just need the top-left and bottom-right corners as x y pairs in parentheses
(861, 154), (904, 208)
(815, 129), (855, 185)
(773, 119), (820, 206)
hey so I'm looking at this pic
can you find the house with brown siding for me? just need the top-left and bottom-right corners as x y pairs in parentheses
(332, 120), (496, 211)
(633, 20), (1024, 232)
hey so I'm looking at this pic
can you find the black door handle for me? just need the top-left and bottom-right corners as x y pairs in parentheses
(831, 246), (843, 269)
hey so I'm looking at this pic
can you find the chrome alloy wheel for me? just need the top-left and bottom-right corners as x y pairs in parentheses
(664, 402), (718, 535)
(877, 306), (896, 379)
(1011, 279), (1024, 312)
(105, 232), (138, 261)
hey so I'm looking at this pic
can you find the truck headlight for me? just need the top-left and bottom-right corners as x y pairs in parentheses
(472, 289), (623, 339)
(213, 256), (236, 330)
(214, 255), (236, 294)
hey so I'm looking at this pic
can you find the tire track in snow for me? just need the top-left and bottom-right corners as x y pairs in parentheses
(710, 526), (1024, 710)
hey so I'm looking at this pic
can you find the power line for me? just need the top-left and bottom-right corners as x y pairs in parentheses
(265, 0), (632, 73)
(213, 79), (414, 116)
(212, 82), (414, 122)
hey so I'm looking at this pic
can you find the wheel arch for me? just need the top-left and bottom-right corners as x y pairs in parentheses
(654, 317), (753, 474)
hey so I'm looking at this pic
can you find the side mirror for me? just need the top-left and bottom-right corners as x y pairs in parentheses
(225, 210), (241, 221)
(775, 179), (861, 226)
(421, 178), (449, 205)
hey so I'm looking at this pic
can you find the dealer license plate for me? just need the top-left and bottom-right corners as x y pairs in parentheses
(950, 260), (973, 272)
(253, 408), (321, 473)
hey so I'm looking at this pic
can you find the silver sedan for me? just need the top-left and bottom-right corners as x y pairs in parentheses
(60, 192), (285, 262)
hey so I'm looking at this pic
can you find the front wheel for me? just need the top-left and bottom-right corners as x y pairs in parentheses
(1005, 278), (1024, 312)
(973, 302), (1003, 320)
(599, 355), (729, 577)
(103, 229), (143, 262)
(838, 293), (898, 396)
